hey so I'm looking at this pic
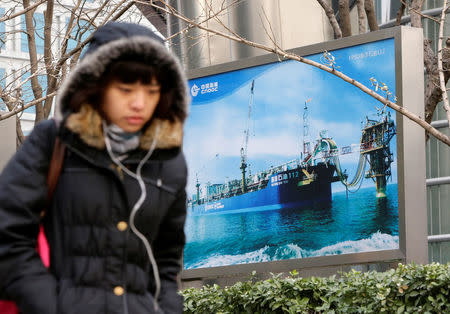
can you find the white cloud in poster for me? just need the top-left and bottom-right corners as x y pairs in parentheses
(308, 118), (362, 146)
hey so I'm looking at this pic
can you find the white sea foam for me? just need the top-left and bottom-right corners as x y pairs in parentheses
(306, 231), (399, 257)
(189, 246), (273, 269)
(186, 232), (399, 269)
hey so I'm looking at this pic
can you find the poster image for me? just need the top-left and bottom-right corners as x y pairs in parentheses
(183, 38), (398, 270)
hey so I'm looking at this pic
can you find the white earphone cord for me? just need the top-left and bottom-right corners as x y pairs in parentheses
(103, 121), (162, 313)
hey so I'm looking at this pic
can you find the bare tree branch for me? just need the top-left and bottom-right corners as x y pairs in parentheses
(23, 0), (44, 122)
(43, 0), (84, 112)
(46, 0), (133, 120)
(43, 0), (55, 118)
(3, 0), (448, 147)
(259, 6), (282, 52)
(141, 0), (450, 146)
(400, 0), (440, 24)
(396, 1), (406, 26)
(166, 0), (240, 42)
(316, 0), (342, 39)
(437, 2), (450, 124)
(410, 0), (425, 28)
(16, 115), (25, 147)
(59, 0), (82, 58)
(98, 0), (134, 28)
(1, 0), (138, 145)
(55, 1), (134, 71)
(189, 0), (242, 42)
(424, 39), (450, 124)
(0, 0), (46, 23)
(0, 91), (58, 121)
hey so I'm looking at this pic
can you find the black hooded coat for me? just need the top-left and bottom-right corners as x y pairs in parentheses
(0, 22), (189, 314)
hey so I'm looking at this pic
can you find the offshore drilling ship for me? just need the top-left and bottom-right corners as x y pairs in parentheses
(188, 159), (339, 215)
(188, 83), (342, 215)
(188, 81), (396, 215)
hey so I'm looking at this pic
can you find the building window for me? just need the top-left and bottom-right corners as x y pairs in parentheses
(66, 18), (95, 54)
(22, 71), (47, 114)
(21, 12), (45, 54)
(375, 0), (403, 24)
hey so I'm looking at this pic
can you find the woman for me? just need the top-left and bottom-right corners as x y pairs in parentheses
(0, 22), (189, 314)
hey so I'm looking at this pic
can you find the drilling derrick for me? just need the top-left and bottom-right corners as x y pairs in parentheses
(360, 112), (396, 197)
(303, 98), (312, 158)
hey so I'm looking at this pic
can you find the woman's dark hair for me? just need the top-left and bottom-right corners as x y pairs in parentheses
(68, 59), (174, 121)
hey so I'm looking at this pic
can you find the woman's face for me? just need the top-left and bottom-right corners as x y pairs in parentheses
(101, 78), (161, 132)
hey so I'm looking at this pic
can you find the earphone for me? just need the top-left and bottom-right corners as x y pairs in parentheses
(103, 121), (162, 313)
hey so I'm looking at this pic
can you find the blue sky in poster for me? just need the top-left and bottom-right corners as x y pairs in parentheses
(185, 38), (397, 196)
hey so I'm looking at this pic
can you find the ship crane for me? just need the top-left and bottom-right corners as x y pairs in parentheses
(302, 98), (312, 158)
(240, 80), (255, 193)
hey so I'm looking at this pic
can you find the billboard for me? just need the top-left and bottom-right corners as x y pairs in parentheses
(182, 27), (427, 278)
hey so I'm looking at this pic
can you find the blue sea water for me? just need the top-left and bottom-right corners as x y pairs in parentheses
(183, 183), (399, 269)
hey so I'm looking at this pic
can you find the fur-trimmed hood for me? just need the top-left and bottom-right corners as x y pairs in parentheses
(57, 22), (189, 150)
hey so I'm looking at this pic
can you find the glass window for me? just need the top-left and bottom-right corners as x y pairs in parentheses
(389, 1), (402, 20)
(21, 71), (47, 114)
(375, 0), (407, 24)
(66, 18), (95, 54)
(21, 12), (45, 54)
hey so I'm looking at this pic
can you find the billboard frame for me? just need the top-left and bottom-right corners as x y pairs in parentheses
(181, 26), (427, 281)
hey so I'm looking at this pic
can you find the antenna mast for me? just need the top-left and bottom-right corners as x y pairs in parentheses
(240, 80), (255, 193)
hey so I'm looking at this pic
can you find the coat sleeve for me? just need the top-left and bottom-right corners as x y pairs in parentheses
(152, 157), (187, 314)
(0, 120), (57, 314)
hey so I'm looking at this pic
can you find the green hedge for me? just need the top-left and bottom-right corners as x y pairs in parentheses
(181, 263), (450, 313)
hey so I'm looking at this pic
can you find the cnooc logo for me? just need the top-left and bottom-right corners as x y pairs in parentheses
(190, 82), (219, 97)
(191, 84), (200, 97)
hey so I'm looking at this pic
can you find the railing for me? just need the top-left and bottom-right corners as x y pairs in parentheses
(379, 7), (450, 28)
(428, 234), (450, 243)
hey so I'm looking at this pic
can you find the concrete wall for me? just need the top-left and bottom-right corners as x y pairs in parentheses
(0, 117), (16, 172)
(278, 1), (335, 50)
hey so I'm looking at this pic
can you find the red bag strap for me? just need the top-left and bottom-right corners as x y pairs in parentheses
(46, 136), (65, 201)
(42, 119), (66, 215)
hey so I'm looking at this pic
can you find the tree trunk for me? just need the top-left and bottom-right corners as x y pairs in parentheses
(410, 0), (425, 28)
(16, 115), (25, 146)
(424, 39), (450, 123)
(357, 0), (366, 34)
(43, 0), (55, 119)
(23, 0), (44, 123)
(339, 0), (352, 37)
(364, 0), (379, 31)
(396, 2), (405, 26)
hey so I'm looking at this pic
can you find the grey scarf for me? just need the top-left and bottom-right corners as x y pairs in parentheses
(103, 122), (141, 156)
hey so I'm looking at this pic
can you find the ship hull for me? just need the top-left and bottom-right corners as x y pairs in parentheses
(189, 163), (336, 215)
